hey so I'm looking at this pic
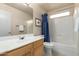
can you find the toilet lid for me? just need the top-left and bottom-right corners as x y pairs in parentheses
(43, 42), (54, 48)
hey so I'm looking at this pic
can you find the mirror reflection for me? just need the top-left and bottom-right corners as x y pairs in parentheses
(0, 3), (33, 36)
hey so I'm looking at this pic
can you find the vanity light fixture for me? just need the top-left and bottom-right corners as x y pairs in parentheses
(26, 20), (33, 24)
(23, 3), (27, 6)
(23, 3), (30, 6)
(50, 11), (70, 19)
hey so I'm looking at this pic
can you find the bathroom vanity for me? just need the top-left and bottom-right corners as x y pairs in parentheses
(0, 4), (44, 56)
(0, 35), (44, 56)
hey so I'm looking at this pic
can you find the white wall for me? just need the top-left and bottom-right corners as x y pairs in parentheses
(31, 4), (46, 35)
(74, 4), (79, 55)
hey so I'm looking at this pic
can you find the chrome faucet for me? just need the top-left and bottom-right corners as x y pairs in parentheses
(19, 36), (25, 40)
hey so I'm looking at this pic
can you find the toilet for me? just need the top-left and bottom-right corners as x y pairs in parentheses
(43, 42), (54, 56)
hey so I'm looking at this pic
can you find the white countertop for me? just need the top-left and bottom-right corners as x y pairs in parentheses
(0, 35), (44, 54)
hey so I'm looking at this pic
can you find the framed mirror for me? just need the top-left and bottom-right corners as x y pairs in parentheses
(0, 3), (33, 37)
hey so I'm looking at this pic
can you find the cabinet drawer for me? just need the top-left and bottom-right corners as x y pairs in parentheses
(5, 47), (26, 56)
(33, 39), (43, 48)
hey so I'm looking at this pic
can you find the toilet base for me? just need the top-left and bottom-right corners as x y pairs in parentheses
(43, 42), (54, 56)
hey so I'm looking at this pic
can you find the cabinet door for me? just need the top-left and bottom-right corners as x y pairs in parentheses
(34, 39), (43, 49)
(25, 52), (32, 56)
(34, 44), (44, 56)
(33, 40), (44, 56)
(25, 43), (33, 56)
(5, 47), (26, 56)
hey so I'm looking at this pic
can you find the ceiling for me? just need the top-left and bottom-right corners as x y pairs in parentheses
(38, 3), (74, 12)
(6, 3), (33, 16)
(5, 3), (74, 15)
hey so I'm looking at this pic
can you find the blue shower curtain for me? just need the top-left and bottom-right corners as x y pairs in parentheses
(41, 13), (50, 42)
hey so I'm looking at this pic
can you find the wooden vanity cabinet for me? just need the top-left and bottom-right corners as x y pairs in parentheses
(2, 39), (44, 56)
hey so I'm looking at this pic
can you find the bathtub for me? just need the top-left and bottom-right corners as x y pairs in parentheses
(44, 42), (78, 56)
(53, 42), (78, 56)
